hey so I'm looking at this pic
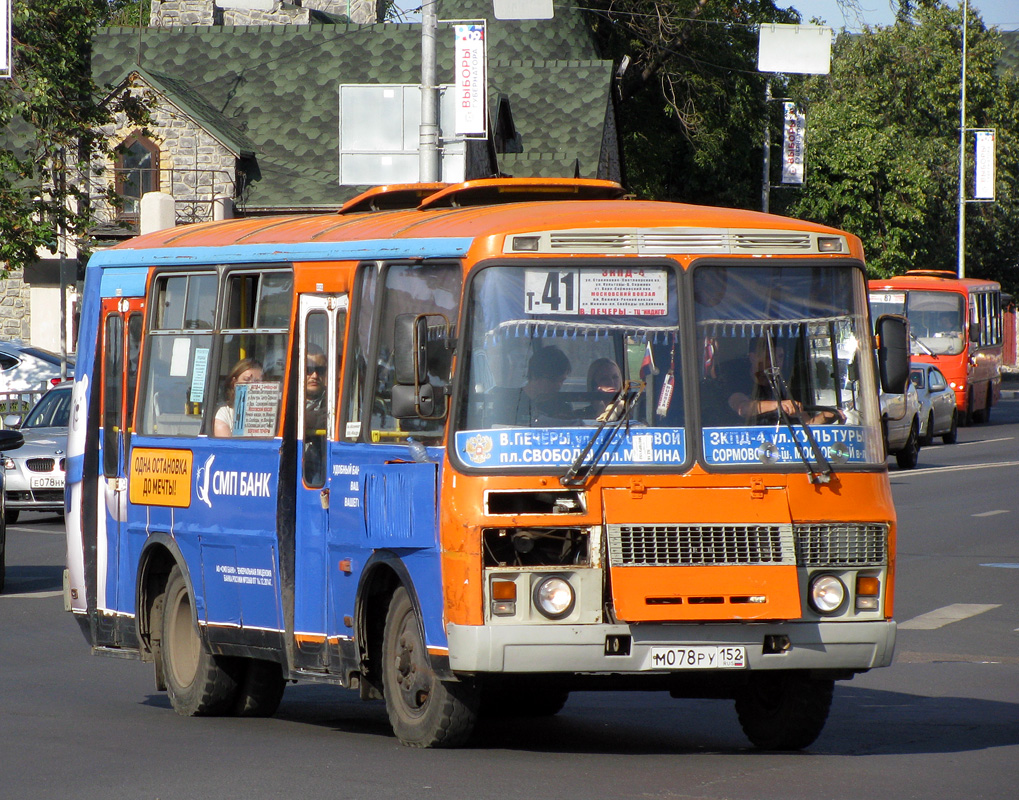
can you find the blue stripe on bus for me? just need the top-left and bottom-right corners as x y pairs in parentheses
(98, 266), (150, 297)
(87, 238), (474, 268)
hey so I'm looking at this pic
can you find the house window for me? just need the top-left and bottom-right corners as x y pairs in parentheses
(116, 133), (160, 218)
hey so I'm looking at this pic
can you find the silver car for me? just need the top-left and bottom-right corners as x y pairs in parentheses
(880, 379), (921, 470)
(910, 363), (958, 445)
(3, 383), (70, 523)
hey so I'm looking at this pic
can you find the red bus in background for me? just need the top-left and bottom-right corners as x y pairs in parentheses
(870, 270), (1003, 424)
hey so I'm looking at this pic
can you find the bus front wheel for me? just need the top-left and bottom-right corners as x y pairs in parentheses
(161, 565), (240, 716)
(735, 672), (834, 750)
(382, 586), (478, 748)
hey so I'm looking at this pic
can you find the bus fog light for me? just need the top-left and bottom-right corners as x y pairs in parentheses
(533, 576), (575, 619)
(856, 596), (879, 611)
(809, 574), (846, 614)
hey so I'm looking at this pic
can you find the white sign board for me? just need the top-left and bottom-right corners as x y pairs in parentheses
(493, 0), (554, 20)
(975, 130), (995, 200)
(454, 24), (487, 137)
(781, 103), (805, 184)
(758, 24), (832, 75)
(523, 268), (668, 317)
(2, 0), (11, 79)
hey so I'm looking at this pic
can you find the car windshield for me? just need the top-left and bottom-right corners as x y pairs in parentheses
(22, 388), (72, 428)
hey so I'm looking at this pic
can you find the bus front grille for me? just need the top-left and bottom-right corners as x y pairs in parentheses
(794, 523), (888, 567)
(607, 524), (796, 567)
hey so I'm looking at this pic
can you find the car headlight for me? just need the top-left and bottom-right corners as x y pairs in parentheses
(533, 576), (575, 620)
(808, 574), (846, 615)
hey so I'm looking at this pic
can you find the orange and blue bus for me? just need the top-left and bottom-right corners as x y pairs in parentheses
(66, 178), (908, 749)
(870, 270), (1003, 424)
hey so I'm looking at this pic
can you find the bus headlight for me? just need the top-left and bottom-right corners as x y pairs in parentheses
(533, 576), (575, 620)
(808, 574), (846, 615)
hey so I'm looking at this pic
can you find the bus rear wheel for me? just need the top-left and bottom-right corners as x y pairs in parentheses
(161, 565), (240, 716)
(735, 672), (834, 750)
(382, 586), (478, 748)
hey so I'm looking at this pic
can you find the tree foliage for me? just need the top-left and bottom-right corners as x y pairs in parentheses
(0, 0), (144, 276)
(781, 1), (1019, 292)
(582, 0), (800, 207)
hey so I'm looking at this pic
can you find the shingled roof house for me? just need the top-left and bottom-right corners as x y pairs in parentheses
(9, 0), (621, 355)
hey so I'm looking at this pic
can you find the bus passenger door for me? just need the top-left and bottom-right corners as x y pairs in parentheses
(293, 294), (346, 670)
(99, 298), (144, 620)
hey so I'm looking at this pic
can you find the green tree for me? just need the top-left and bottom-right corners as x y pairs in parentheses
(782, 2), (1019, 292)
(0, 0), (145, 277)
(582, 0), (801, 207)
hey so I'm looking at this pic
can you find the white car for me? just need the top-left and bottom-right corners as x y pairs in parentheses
(3, 382), (70, 522)
(880, 380), (921, 469)
(0, 341), (74, 393)
(910, 363), (958, 445)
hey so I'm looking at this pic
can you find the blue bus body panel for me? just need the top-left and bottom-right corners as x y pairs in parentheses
(87, 239), (473, 269)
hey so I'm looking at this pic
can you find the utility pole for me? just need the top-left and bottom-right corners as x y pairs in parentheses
(419, 0), (440, 182)
(957, 0), (968, 279)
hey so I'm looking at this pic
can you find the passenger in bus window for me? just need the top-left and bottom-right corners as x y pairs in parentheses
(585, 358), (623, 420)
(305, 346), (328, 436)
(213, 358), (263, 437)
(934, 312), (962, 339)
(494, 345), (574, 425)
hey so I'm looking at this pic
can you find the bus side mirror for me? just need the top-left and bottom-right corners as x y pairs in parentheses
(392, 383), (435, 418)
(876, 314), (909, 394)
(394, 314), (429, 385)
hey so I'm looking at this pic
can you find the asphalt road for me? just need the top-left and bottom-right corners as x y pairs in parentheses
(2, 401), (1018, 800)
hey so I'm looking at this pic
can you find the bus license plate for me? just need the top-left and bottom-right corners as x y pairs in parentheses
(649, 646), (746, 670)
(31, 476), (64, 489)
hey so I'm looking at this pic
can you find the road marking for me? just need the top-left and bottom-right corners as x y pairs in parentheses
(972, 509), (1009, 517)
(0, 590), (63, 599)
(899, 603), (1000, 630)
(981, 563), (1019, 569)
(895, 460), (1019, 477)
(954, 436), (1014, 447)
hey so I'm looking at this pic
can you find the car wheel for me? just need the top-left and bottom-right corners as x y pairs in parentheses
(4, 509), (18, 524)
(920, 412), (934, 446)
(942, 409), (958, 445)
(895, 419), (920, 469)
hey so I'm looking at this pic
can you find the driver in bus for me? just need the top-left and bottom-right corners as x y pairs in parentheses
(727, 337), (843, 425)
(498, 345), (575, 425)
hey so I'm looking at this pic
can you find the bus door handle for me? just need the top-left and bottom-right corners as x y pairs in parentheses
(108, 477), (127, 492)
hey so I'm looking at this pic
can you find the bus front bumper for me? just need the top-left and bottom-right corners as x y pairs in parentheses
(445, 619), (896, 674)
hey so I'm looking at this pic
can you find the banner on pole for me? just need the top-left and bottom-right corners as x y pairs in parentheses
(974, 130), (995, 200)
(454, 23), (486, 137)
(2, 0), (11, 79)
(781, 103), (806, 185)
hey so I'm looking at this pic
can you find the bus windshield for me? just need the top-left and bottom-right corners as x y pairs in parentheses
(454, 264), (685, 469)
(870, 289), (965, 356)
(695, 264), (884, 467)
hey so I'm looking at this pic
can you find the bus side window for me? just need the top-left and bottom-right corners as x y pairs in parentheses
(137, 273), (216, 436)
(342, 264), (377, 441)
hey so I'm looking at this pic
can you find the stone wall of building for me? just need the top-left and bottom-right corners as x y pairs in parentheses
(93, 77), (239, 227)
(151, 0), (377, 27)
(0, 271), (32, 341)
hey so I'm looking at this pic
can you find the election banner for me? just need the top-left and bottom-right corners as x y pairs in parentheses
(975, 130), (995, 200)
(2, 0), (11, 79)
(781, 102), (806, 185)
(454, 23), (486, 137)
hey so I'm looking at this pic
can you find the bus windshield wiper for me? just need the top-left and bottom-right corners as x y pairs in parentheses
(761, 348), (833, 485)
(560, 381), (642, 487)
(910, 332), (937, 358)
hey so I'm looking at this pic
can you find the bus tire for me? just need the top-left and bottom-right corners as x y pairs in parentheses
(234, 659), (286, 717)
(161, 565), (240, 717)
(382, 586), (478, 748)
(894, 420), (919, 469)
(5, 509), (18, 524)
(735, 672), (833, 751)
(942, 409), (958, 444)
